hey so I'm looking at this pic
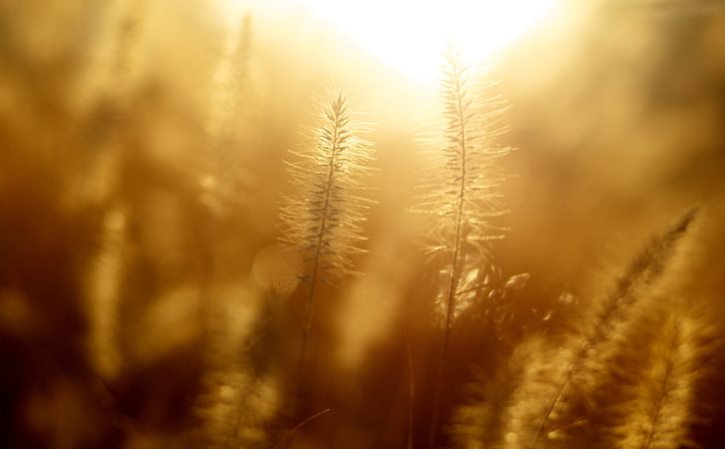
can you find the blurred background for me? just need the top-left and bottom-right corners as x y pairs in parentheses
(1, 0), (724, 448)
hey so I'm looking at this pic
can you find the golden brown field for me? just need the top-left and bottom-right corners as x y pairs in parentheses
(1, 1), (725, 448)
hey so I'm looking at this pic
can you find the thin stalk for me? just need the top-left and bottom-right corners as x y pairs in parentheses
(280, 408), (332, 449)
(429, 55), (469, 449)
(297, 255), (320, 378)
(642, 357), (674, 449)
(407, 343), (416, 449)
(297, 97), (342, 379)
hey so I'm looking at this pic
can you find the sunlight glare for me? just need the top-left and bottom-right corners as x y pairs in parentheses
(221, 0), (560, 85)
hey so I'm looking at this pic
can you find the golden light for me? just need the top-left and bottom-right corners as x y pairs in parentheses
(220, 0), (561, 85)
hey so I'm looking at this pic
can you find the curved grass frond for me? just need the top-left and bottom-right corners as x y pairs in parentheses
(453, 342), (533, 449)
(503, 208), (698, 449)
(504, 341), (578, 449)
(196, 288), (282, 449)
(279, 90), (374, 371)
(610, 303), (719, 449)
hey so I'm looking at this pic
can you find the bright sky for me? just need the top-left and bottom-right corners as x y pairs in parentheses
(219, 0), (561, 84)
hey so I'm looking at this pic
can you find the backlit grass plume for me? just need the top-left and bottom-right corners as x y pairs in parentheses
(417, 48), (511, 328)
(279, 90), (374, 371)
(419, 47), (511, 447)
(501, 208), (698, 449)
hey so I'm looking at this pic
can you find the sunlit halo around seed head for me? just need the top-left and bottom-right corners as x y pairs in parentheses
(219, 0), (561, 85)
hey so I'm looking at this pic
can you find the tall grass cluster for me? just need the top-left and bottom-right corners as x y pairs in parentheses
(1, 1), (724, 449)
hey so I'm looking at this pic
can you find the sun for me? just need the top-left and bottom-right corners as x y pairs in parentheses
(302, 0), (560, 84)
(219, 0), (561, 85)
